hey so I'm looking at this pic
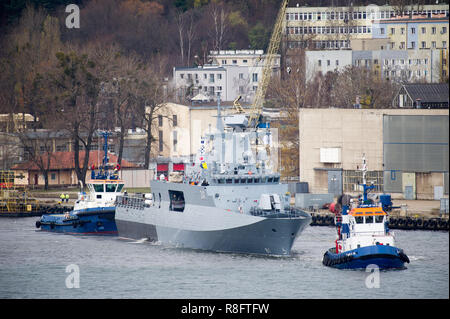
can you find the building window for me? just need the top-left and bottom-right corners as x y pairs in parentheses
(422, 27), (426, 34)
(422, 41), (426, 48)
(172, 115), (177, 127)
(336, 60), (339, 66)
(209, 74), (214, 83)
(318, 60), (321, 66)
(173, 131), (177, 152)
(232, 60), (237, 64)
(380, 28), (385, 35)
(217, 73), (222, 80)
(401, 28), (405, 34)
(180, 73), (184, 79)
(443, 41), (447, 48)
(432, 41), (436, 48)
(51, 173), (56, 180)
(411, 41), (415, 49)
(252, 73), (258, 82)
(411, 27), (416, 34)
(443, 27), (447, 34)
(222, 60), (227, 64)
(390, 27), (395, 34)
(243, 59), (248, 63)
(400, 42), (405, 49)
(239, 73), (244, 80)
(159, 130), (163, 152)
(217, 86), (222, 91)
(158, 115), (163, 127)
(327, 60), (330, 66)
(432, 27), (436, 34)
(56, 144), (67, 152)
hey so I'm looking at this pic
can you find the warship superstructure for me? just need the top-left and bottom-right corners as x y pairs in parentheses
(115, 100), (311, 256)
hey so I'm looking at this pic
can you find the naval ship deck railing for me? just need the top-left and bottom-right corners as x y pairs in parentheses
(249, 207), (308, 219)
(116, 195), (145, 210)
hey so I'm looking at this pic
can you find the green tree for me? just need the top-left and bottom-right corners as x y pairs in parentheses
(50, 48), (102, 186)
(248, 22), (269, 50)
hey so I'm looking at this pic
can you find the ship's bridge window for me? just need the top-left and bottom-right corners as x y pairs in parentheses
(93, 184), (104, 192)
(117, 184), (124, 192)
(169, 190), (185, 212)
(105, 184), (117, 192)
(375, 215), (384, 223)
(365, 216), (374, 223)
(355, 216), (364, 224)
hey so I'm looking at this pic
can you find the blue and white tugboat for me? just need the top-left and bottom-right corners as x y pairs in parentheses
(35, 132), (124, 235)
(322, 155), (410, 270)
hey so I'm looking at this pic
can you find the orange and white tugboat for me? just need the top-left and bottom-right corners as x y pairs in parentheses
(322, 155), (410, 269)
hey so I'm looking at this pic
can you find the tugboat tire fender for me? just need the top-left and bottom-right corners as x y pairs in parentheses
(399, 251), (410, 263)
(35, 221), (41, 228)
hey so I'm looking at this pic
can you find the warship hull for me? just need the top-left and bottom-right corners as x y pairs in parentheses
(116, 214), (309, 255)
(115, 181), (311, 256)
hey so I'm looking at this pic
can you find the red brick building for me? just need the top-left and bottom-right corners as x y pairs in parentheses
(11, 150), (139, 186)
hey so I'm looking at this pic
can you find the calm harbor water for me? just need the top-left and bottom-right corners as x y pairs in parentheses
(0, 217), (448, 299)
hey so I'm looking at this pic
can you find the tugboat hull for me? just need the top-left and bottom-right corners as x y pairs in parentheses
(323, 245), (410, 270)
(36, 207), (117, 235)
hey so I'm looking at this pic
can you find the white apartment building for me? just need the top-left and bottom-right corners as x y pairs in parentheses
(305, 50), (352, 81)
(285, 3), (449, 50)
(173, 50), (281, 103)
(306, 49), (443, 83)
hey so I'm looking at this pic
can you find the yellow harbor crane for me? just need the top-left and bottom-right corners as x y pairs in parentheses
(246, 0), (288, 129)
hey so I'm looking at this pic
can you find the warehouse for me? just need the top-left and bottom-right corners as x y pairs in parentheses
(299, 108), (449, 199)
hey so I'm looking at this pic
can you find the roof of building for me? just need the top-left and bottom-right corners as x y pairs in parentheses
(20, 129), (119, 140)
(401, 83), (449, 103)
(11, 150), (139, 171)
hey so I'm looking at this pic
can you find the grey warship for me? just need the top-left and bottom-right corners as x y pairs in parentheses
(115, 101), (311, 256)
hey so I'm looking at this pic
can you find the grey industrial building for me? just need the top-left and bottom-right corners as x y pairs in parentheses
(299, 108), (449, 200)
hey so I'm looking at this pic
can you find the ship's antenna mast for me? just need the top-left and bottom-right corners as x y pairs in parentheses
(359, 153), (374, 203)
(362, 153), (367, 186)
(216, 92), (224, 133)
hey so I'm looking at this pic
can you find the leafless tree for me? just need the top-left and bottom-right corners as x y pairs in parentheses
(208, 1), (229, 52)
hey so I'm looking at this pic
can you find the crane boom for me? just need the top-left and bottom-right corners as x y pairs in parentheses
(248, 0), (288, 128)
